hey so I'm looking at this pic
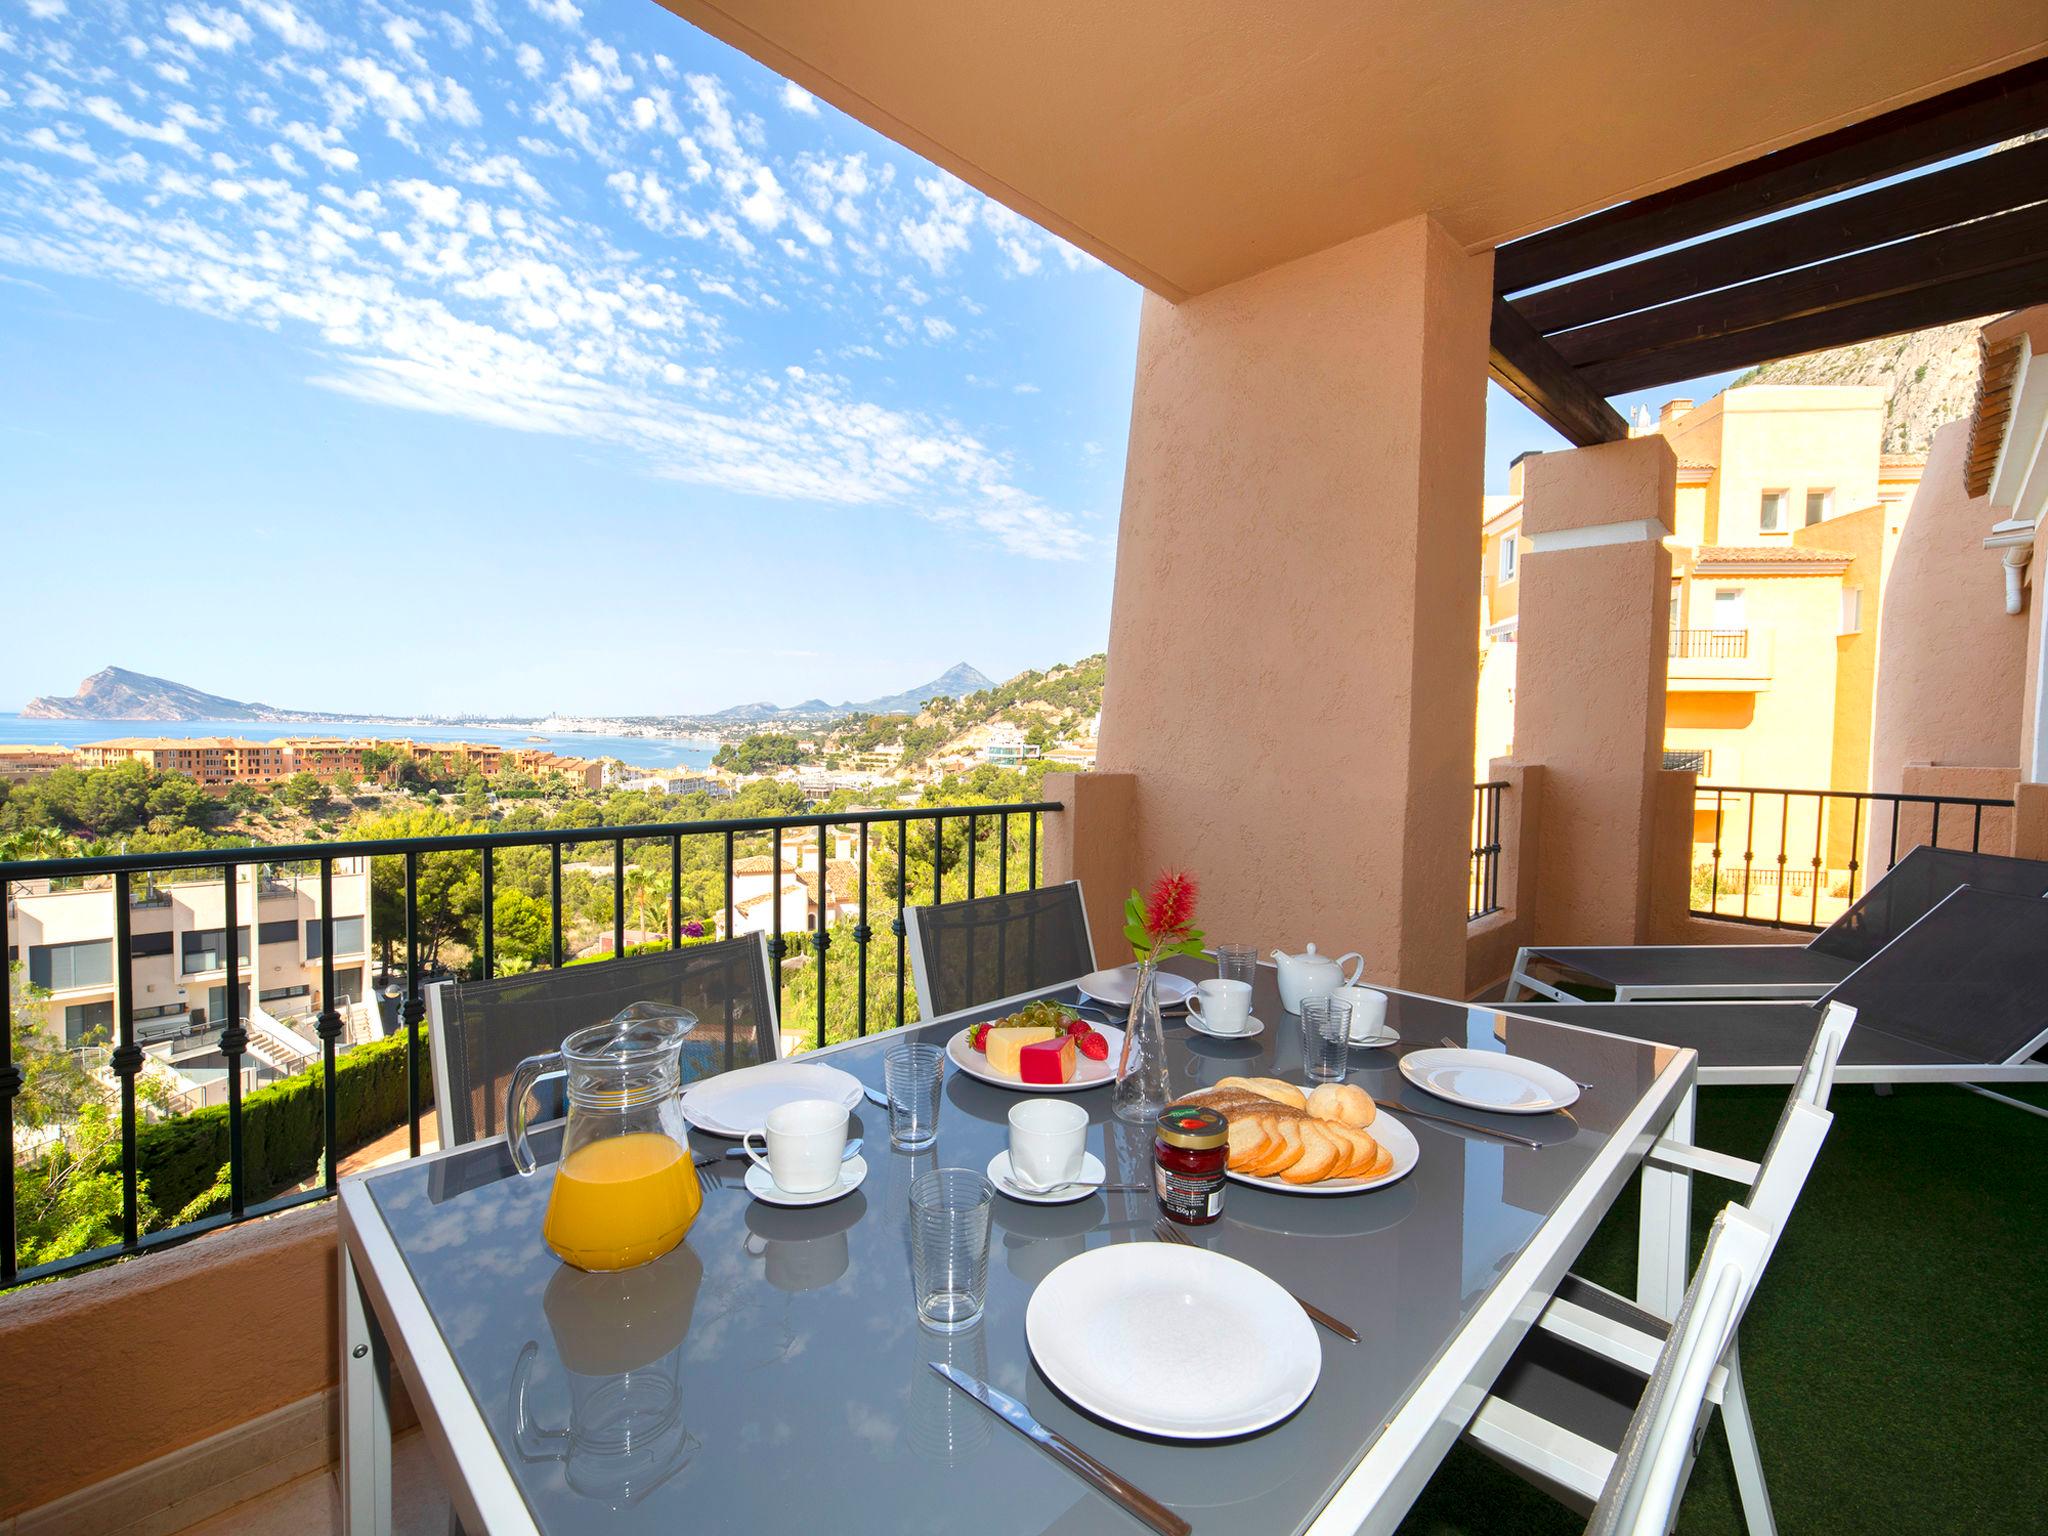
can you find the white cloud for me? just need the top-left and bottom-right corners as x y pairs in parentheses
(778, 81), (817, 116)
(899, 175), (977, 274)
(165, 5), (252, 51)
(27, 0), (67, 19)
(525, 0), (581, 28)
(83, 96), (200, 152)
(382, 19), (426, 61)
(922, 316), (955, 341)
(281, 120), (357, 171)
(241, 1), (328, 50)
(514, 43), (544, 78)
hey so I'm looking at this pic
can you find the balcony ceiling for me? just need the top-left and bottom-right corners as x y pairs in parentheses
(655, 0), (2048, 300)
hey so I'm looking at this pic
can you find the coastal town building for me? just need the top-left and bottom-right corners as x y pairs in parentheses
(61, 736), (608, 790)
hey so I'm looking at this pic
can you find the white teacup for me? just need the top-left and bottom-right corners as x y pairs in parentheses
(1186, 977), (1253, 1035)
(743, 1097), (849, 1194)
(1007, 1098), (1088, 1190)
(1334, 984), (1392, 1043)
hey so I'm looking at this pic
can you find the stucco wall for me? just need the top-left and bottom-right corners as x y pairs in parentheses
(1514, 435), (1675, 946)
(1040, 772), (1140, 965)
(1097, 213), (1490, 993)
(0, 1204), (406, 1518)
(1870, 417), (2027, 795)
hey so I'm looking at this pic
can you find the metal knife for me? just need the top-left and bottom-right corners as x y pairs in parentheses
(927, 1364), (1190, 1536)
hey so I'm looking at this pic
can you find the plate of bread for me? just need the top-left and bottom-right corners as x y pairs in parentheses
(1170, 1077), (1418, 1194)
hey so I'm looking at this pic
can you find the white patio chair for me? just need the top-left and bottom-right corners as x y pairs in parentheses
(1461, 1000), (1844, 1536)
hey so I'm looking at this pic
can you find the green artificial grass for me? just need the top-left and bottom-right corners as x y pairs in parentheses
(1395, 1081), (2048, 1535)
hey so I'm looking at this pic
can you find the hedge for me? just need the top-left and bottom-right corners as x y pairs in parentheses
(137, 1030), (433, 1219)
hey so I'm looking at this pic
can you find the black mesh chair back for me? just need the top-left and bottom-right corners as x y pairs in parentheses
(429, 936), (778, 1148)
(905, 881), (1095, 1020)
(1819, 885), (2048, 1065)
(1809, 845), (2048, 962)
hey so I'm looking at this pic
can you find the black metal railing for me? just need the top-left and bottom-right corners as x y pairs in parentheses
(1470, 781), (1508, 921)
(1689, 785), (2014, 931)
(1669, 628), (1748, 659)
(0, 799), (1057, 1289)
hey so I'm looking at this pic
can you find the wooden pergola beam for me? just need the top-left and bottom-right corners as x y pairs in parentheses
(1488, 297), (1629, 447)
(1580, 252), (2048, 395)
(1550, 201), (2048, 370)
(1493, 57), (2048, 296)
(1514, 138), (2048, 337)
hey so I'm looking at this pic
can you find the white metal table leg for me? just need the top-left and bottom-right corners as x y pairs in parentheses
(341, 1235), (394, 1536)
(1720, 1340), (1778, 1536)
(1636, 1084), (1694, 1318)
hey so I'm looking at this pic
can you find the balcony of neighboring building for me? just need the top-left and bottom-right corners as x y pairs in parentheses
(1666, 624), (1773, 691)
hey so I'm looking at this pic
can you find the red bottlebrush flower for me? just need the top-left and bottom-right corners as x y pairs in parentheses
(1143, 870), (1199, 942)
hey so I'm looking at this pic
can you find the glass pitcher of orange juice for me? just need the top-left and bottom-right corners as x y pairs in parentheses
(506, 1004), (704, 1272)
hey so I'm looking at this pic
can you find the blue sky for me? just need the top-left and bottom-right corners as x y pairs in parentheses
(0, 0), (1729, 717)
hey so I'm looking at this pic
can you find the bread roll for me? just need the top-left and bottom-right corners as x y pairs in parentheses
(1307, 1082), (1377, 1129)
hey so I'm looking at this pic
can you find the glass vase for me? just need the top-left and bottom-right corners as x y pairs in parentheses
(1113, 960), (1171, 1124)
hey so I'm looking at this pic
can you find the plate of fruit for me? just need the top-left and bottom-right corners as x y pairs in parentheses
(947, 1000), (1124, 1092)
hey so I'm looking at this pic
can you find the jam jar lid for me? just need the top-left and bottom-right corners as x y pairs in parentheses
(1156, 1105), (1228, 1150)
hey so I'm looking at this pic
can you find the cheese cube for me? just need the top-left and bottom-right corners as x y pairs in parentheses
(1018, 1035), (1077, 1085)
(985, 1025), (1058, 1077)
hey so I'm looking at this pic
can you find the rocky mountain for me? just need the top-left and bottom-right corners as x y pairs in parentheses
(698, 663), (995, 723)
(20, 667), (391, 723)
(1731, 318), (1987, 453)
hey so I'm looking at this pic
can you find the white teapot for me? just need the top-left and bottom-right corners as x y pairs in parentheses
(1269, 943), (1365, 1014)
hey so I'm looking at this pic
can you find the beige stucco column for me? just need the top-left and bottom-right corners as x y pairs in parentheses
(1096, 214), (1491, 995)
(1515, 435), (1677, 945)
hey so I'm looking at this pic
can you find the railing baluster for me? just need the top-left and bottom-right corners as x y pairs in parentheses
(895, 820), (909, 1027)
(1973, 802), (1985, 854)
(550, 842), (564, 968)
(999, 812), (1010, 895)
(1742, 794), (1756, 920)
(1, 877), (16, 1284)
(967, 813), (978, 899)
(1029, 811), (1039, 890)
(404, 850), (421, 1159)
(1710, 789), (1725, 918)
(222, 862), (246, 1217)
(1888, 801), (1901, 871)
(1930, 800), (1942, 853)
(724, 829), (736, 940)
(1810, 796), (1825, 929)
(813, 821), (830, 1051)
(670, 835), (682, 947)
(770, 826), (784, 967)
(111, 871), (140, 1250)
(1847, 793), (1864, 904)
(317, 858), (341, 1191)
(480, 846), (495, 980)
(1773, 793), (1790, 928)
(932, 817), (944, 905)
(613, 837), (626, 960)
(854, 823), (871, 1038)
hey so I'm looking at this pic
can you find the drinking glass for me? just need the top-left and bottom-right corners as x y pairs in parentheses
(1215, 945), (1258, 987)
(1301, 996), (1352, 1084)
(886, 1043), (946, 1150)
(908, 1168), (995, 1332)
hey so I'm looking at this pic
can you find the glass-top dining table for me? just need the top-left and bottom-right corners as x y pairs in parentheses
(338, 956), (1694, 1536)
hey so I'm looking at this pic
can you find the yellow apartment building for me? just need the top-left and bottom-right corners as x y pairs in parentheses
(1479, 385), (1925, 797)
(71, 736), (607, 790)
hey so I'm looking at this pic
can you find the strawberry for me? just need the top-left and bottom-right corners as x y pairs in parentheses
(1075, 1030), (1109, 1061)
(1064, 1017), (1092, 1038)
(969, 1022), (992, 1052)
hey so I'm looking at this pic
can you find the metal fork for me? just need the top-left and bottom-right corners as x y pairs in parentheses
(1151, 1219), (1359, 1343)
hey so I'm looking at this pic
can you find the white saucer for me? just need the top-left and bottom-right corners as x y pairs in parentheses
(1349, 1026), (1399, 1048)
(1186, 1014), (1266, 1041)
(744, 1154), (868, 1207)
(987, 1149), (1107, 1204)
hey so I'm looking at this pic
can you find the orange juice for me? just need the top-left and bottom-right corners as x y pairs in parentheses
(543, 1132), (702, 1272)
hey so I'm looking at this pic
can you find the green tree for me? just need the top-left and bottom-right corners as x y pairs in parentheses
(344, 807), (484, 973)
(278, 771), (332, 814)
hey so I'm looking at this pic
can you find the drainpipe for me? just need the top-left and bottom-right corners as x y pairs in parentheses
(1985, 519), (2034, 616)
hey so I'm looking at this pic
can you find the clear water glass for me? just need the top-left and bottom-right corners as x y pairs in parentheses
(908, 1168), (994, 1331)
(885, 1042), (945, 1149)
(1302, 996), (1352, 1084)
(1215, 945), (1258, 986)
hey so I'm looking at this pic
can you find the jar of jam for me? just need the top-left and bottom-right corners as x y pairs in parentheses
(1153, 1105), (1228, 1226)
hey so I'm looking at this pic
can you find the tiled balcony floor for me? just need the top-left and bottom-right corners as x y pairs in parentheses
(172, 1084), (2046, 1536)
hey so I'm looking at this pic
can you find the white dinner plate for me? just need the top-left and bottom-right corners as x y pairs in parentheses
(1027, 1244), (1321, 1438)
(1076, 966), (1197, 1010)
(946, 1023), (1123, 1092)
(744, 1154), (867, 1207)
(987, 1150), (1107, 1204)
(678, 1061), (865, 1137)
(1226, 1111), (1419, 1196)
(1398, 1048), (1581, 1114)
(1185, 1013), (1267, 1041)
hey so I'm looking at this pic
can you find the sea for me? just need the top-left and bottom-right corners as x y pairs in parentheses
(0, 715), (718, 776)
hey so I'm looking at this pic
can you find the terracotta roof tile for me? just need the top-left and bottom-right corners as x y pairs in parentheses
(1693, 544), (1854, 568)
